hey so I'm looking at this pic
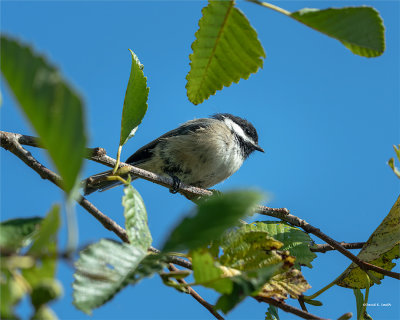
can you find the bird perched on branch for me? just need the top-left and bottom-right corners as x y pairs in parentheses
(83, 113), (264, 195)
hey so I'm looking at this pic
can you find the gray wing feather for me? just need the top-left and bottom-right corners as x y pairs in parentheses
(125, 118), (213, 165)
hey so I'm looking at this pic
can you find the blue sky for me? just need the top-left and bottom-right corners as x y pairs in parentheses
(1, 1), (399, 319)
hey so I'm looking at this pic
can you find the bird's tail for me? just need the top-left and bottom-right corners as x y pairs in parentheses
(82, 170), (124, 195)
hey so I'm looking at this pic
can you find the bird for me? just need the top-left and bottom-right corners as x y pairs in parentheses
(83, 113), (264, 195)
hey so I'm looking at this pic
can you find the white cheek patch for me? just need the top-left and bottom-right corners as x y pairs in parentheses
(223, 117), (254, 144)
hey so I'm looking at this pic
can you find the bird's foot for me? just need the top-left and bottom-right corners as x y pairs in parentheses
(169, 176), (181, 194)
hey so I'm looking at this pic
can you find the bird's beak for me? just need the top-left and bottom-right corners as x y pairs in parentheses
(254, 144), (265, 153)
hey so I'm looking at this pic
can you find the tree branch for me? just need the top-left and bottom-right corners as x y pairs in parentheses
(255, 206), (400, 280)
(254, 296), (328, 320)
(167, 264), (224, 320)
(298, 295), (308, 312)
(1, 130), (106, 158)
(311, 242), (365, 253)
(1, 131), (399, 280)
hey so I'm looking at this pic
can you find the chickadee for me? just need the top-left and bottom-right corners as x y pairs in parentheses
(83, 113), (264, 195)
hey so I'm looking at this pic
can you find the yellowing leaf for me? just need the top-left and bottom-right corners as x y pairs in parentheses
(337, 195), (400, 288)
(259, 268), (311, 300)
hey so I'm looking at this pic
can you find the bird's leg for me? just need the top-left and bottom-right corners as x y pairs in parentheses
(169, 175), (181, 194)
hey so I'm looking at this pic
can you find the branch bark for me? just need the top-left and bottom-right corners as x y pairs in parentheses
(311, 242), (365, 253)
(167, 264), (224, 320)
(254, 296), (327, 320)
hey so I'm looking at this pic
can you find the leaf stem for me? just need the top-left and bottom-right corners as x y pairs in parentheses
(361, 274), (371, 317)
(113, 145), (123, 174)
(65, 200), (78, 253)
(246, 0), (291, 16)
(107, 175), (128, 185)
(167, 252), (189, 258)
(303, 275), (339, 300)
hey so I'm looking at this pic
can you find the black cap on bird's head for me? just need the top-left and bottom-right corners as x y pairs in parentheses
(212, 113), (264, 157)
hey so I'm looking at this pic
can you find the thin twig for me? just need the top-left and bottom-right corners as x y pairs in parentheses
(1, 130), (106, 158)
(246, 0), (291, 16)
(254, 296), (327, 320)
(167, 264), (224, 320)
(311, 242), (365, 253)
(298, 295), (308, 312)
(2, 130), (399, 281)
(255, 206), (400, 280)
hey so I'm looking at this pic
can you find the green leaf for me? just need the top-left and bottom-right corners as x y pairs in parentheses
(290, 7), (385, 58)
(186, 0), (265, 105)
(337, 195), (400, 288)
(22, 205), (61, 288)
(265, 304), (279, 320)
(249, 222), (317, 268)
(0, 35), (87, 194)
(219, 228), (284, 270)
(303, 298), (323, 306)
(31, 279), (63, 310)
(192, 249), (233, 294)
(119, 50), (149, 146)
(352, 289), (373, 320)
(162, 190), (263, 252)
(27, 206), (60, 257)
(128, 253), (169, 285)
(73, 239), (147, 314)
(337, 313), (354, 320)
(0, 217), (42, 252)
(123, 185), (152, 250)
(353, 288), (364, 320)
(215, 263), (283, 314)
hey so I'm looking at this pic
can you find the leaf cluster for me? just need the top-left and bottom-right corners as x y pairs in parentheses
(1, 207), (62, 320)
